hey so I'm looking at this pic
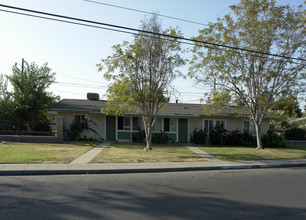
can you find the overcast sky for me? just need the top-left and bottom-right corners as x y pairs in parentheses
(0, 0), (304, 104)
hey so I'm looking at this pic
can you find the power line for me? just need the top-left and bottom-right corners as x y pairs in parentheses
(83, 0), (210, 27)
(0, 9), (294, 65)
(0, 4), (304, 62)
(54, 81), (108, 89)
(83, 0), (281, 42)
(57, 73), (108, 85)
(54, 81), (211, 95)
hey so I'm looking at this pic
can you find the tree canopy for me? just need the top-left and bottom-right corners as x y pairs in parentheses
(189, 0), (305, 149)
(97, 15), (185, 150)
(3, 61), (58, 122)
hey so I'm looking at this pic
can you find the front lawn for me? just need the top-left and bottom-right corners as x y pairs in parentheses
(0, 141), (99, 164)
(198, 146), (306, 161)
(92, 143), (205, 163)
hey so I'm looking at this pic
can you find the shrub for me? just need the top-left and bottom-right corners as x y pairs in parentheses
(285, 127), (306, 140)
(262, 130), (287, 148)
(64, 119), (97, 141)
(190, 128), (207, 144)
(152, 131), (168, 144)
(209, 124), (227, 145)
(132, 130), (145, 142)
(225, 130), (243, 145)
(240, 132), (256, 146)
(209, 124), (256, 146)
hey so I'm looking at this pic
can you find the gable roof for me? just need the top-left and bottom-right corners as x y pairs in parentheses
(50, 99), (253, 119)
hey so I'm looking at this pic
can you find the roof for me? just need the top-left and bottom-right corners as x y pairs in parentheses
(50, 99), (252, 119)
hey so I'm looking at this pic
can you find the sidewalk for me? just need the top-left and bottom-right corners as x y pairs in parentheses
(1, 143), (306, 176)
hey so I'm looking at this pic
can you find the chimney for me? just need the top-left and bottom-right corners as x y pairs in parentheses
(87, 93), (99, 100)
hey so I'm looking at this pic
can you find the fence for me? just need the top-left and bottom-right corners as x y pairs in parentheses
(0, 121), (56, 136)
(0, 116), (63, 143)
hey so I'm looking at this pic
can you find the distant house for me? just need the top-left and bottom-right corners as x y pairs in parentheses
(49, 93), (272, 143)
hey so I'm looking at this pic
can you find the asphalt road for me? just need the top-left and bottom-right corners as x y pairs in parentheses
(0, 168), (306, 220)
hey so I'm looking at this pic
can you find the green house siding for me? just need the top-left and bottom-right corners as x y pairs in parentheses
(118, 132), (131, 140)
(178, 118), (188, 142)
(106, 116), (116, 140)
(167, 133), (176, 142)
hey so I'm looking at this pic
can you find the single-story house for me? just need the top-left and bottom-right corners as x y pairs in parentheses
(49, 93), (272, 143)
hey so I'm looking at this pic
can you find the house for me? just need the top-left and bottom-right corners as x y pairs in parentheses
(49, 93), (271, 143)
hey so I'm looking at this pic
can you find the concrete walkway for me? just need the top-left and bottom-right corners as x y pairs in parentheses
(70, 141), (112, 164)
(185, 144), (221, 162)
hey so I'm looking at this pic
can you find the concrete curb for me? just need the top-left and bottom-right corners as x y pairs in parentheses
(1, 161), (306, 176)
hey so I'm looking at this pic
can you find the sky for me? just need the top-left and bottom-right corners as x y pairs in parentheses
(0, 0), (304, 104)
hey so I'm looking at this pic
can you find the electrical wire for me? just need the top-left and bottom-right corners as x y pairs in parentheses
(83, 0), (284, 41)
(83, 0), (210, 27)
(57, 73), (109, 85)
(0, 4), (304, 62)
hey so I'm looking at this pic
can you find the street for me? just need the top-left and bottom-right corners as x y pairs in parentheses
(0, 168), (306, 220)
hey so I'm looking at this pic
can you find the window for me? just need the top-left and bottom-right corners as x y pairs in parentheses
(164, 118), (176, 132)
(216, 120), (225, 128)
(244, 120), (255, 135)
(204, 119), (225, 133)
(118, 116), (130, 130)
(153, 118), (161, 132)
(132, 117), (140, 131)
(164, 118), (170, 132)
(170, 118), (176, 132)
(244, 121), (250, 133)
(204, 120), (214, 133)
(74, 115), (87, 128)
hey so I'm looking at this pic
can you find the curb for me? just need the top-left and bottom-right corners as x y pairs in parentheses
(1, 162), (306, 176)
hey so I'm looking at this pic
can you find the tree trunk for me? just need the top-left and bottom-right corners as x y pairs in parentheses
(143, 117), (153, 151)
(145, 131), (152, 151)
(254, 122), (264, 150)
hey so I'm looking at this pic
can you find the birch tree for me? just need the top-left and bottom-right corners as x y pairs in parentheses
(189, 0), (305, 149)
(97, 15), (185, 150)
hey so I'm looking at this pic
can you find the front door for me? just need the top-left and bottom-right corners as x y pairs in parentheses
(178, 119), (188, 143)
(106, 116), (116, 140)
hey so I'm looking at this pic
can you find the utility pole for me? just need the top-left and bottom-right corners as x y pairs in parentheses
(21, 58), (24, 75)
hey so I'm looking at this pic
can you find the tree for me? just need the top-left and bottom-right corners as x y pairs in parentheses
(7, 61), (58, 123)
(189, 0), (305, 150)
(0, 73), (15, 121)
(97, 15), (185, 150)
(272, 93), (303, 118)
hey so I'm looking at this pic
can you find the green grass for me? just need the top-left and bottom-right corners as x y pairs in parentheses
(198, 146), (306, 161)
(92, 142), (205, 163)
(0, 141), (100, 164)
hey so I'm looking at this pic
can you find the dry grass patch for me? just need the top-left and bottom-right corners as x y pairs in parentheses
(0, 141), (99, 164)
(92, 143), (205, 163)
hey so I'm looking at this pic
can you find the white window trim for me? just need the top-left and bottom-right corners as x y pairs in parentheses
(163, 117), (177, 134)
(73, 114), (88, 125)
(243, 120), (256, 136)
(117, 116), (131, 132)
(202, 119), (227, 133)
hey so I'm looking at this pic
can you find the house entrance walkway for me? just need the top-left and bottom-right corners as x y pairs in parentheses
(69, 141), (112, 164)
(185, 144), (222, 162)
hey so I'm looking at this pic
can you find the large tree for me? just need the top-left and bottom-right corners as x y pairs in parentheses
(7, 61), (58, 123)
(97, 15), (185, 150)
(0, 73), (15, 121)
(189, 0), (305, 149)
